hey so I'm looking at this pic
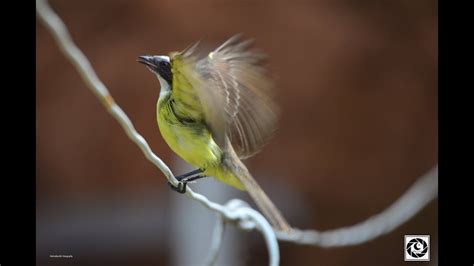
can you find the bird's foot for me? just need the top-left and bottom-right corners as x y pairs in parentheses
(175, 168), (203, 181)
(167, 169), (206, 194)
(168, 181), (187, 194)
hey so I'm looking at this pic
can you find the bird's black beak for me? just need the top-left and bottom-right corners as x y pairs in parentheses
(137, 55), (173, 84)
(137, 55), (156, 68)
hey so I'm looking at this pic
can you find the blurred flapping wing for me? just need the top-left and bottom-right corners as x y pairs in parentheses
(174, 35), (279, 159)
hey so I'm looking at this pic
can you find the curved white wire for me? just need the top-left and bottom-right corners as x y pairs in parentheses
(205, 214), (225, 266)
(224, 199), (280, 266)
(36, 0), (438, 264)
(276, 166), (438, 246)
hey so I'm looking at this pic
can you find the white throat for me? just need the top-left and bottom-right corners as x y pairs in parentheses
(156, 74), (171, 97)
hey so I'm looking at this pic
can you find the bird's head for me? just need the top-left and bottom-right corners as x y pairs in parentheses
(138, 55), (172, 91)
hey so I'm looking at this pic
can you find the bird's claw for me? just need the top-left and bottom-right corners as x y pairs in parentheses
(168, 181), (187, 194)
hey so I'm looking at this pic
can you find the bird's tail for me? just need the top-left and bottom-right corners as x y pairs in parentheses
(223, 148), (292, 232)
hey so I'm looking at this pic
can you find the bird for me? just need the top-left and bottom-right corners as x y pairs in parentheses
(138, 35), (291, 232)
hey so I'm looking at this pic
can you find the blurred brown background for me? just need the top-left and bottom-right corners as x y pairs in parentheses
(36, 0), (437, 265)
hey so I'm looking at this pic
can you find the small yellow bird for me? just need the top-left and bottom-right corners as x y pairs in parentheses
(138, 35), (290, 231)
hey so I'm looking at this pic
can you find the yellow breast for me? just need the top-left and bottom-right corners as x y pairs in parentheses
(156, 95), (221, 169)
(156, 92), (245, 190)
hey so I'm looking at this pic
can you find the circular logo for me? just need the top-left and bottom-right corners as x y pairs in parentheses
(406, 238), (428, 258)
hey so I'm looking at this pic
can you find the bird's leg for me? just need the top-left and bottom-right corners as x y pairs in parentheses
(168, 169), (207, 194)
(181, 174), (207, 183)
(175, 168), (203, 181)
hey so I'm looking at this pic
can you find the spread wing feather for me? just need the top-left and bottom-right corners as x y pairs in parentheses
(171, 35), (278, 159)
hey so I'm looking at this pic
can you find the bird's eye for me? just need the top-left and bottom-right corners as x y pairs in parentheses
(161, 61), (170, 70)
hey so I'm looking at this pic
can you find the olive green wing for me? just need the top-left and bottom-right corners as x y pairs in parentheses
(169, 43), (207, 121)
(194, 35), (279, 159)
(170, 36), (278, 158)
